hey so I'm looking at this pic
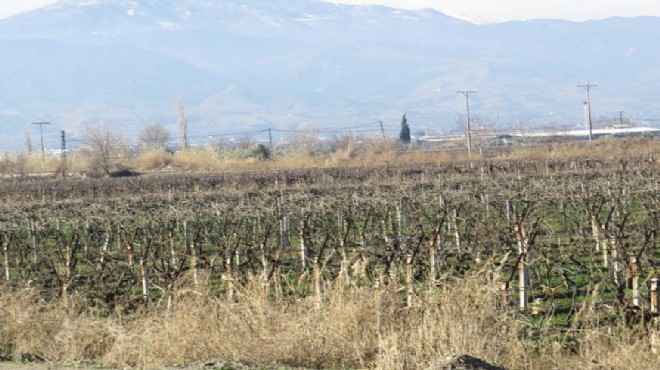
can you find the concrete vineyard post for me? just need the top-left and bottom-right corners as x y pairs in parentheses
(139, 258), (148, 306)
(191, 241), (198, 287)
(591, 214), (601, 253)
(485, 194), (490, 218)
(166, 285), (173, 314)
(380, 219), (389, 243)
(260, 242), (269, 287)
(452, 209), (460, 258)
(99, 228), (110, 264)
(652, 279), (660, 354)
(610, 237), (620, 285)
(126, 243), (134, 272)
(82, 222), (89, 258)
(406, 253), (414, 307)
(182, 219), (187, 253)
(116, 224), (121, 252)
(3, 237), (9, 282)
(630, 256), (640, 307)
(518, 258), (528, 312)
(233, 232), (240, 272)
(428, 239), (436, 288)
(339, 238), (349, 287)
(225, 256), (234, 302)
(313, 257), (321, 309)
(63, 238), (74, 306)
(515, 224), (529, 311)
(280, 215), (288, 249)
(29, 221), (38, 263)
(601, 225), (609, 268)
(299, 220), (306, 270)
(168, 230), (177, 266)
(396, 204), (403, 238)
(651, 278), (659, 314)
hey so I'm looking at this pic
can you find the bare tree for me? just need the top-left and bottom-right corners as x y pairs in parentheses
(288, 126), (321, 156)
(84, 121), (123, 176)
(139, 123), (171, 151)
(454, 113), (467, 136)
(24, 130), (33, 153)
(176, 94), (188, 150)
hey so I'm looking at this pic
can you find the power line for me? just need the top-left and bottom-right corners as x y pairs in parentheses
(187, 129), (269, 140)
(60, 121), (389, 150)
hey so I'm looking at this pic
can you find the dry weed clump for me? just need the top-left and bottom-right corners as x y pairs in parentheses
(374, 272), (523, 370)
(0, 287), (118, 361)
(104, 284), (381, 369)
(1, 272), (659, 369)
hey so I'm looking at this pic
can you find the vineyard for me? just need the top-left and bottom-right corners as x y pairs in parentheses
(1, 153), (659, 369)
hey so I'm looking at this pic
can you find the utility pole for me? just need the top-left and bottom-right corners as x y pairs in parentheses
(31, 121), (50, 170)
(619, 111), (624, 127)
(379, 120), (385, 139)
(456, 89), (478, 157)
(267, 128), (274, 158)
(577, 82), (597, 142)
(61, 130), (67, 178)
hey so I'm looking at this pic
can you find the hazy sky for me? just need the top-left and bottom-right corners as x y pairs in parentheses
(332, 1), (660, 21)
(0, 0), (55, 19)
(0, 0), (658, 21)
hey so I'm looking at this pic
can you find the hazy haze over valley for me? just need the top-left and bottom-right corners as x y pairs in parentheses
(0, 0), (658, 148)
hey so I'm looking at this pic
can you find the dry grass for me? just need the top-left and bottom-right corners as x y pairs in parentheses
(2, 269), (658, 369)
(129, 142), (473, 173)
(502, 137), (660, 161)
(129, 138), (659, 174)
(2, 138), (656, 177)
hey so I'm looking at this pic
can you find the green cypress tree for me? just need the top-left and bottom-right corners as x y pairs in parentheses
(399, 113), (411, 144)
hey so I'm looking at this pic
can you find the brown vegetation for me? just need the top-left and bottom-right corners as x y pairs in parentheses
(2, 271), (657, 369)
(0, 142), (658, 369)
(0, 137), (657, 177)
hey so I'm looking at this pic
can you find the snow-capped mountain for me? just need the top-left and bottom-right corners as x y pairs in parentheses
(0, 0), (658, 146)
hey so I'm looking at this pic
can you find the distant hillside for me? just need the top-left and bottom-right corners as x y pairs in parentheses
(0, 0), (658, 148)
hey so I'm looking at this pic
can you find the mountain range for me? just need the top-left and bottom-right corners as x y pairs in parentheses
(0, 0), (659, 148)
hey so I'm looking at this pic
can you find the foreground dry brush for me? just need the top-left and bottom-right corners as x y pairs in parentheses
(1, 269), (658, 369)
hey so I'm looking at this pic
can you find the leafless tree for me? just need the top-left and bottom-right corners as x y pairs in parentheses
(24, 130), (33, 153)
(289, 126), (321, 156)
(176, 94), (188, 151)
(84, 121), (124, 176)
(454, 113), (467, 136)
(139, 123), (171, 151)
(513, 120), (531, 137)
